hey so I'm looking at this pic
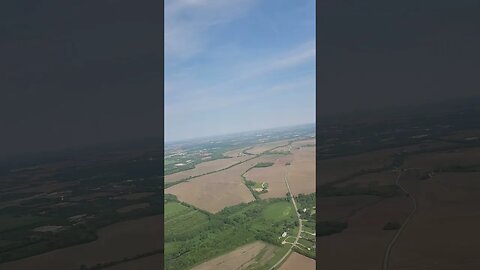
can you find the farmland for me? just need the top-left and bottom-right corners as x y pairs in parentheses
(0, 139), (164, 269)
(316, 99), (480, 269)
(164, 124), (316, 269)
(278, 252), (315, 270)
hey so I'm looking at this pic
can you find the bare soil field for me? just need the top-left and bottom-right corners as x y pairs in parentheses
(191, 241), (275, 270)
(390, 172), (480, 270)
(287, 146), (315, 196)
(116, 203), (150, 213)
(246, 140), (291, 155)
(317, 196), (410, 270)
(317, 195), (380, 222)
(319, 148), (398, 185)
(278, 252), (315, 270)
(244, 156), (292, 199)
(106, 254), (163, 270)
(291, 138), (316, 148)
(165, 156), (280, 213)
(335, 171), (397, 188)
(270, 145), (291, 153)
(0, 215), (162, 270)
(165, 156), (251, 183)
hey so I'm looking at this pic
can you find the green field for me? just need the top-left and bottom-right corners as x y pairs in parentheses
(165, 202), (209, 242)
(164, 198), (299, 270)
(262, 201), (294, 222)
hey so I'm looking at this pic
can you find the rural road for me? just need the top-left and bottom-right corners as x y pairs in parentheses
(382, 169), (418, 270)
(269, 170), (302, 270)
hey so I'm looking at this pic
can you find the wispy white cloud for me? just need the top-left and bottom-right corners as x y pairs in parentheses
(166, 40), (316, 103)
(165, 75), (314, 117)
(165, 0), (256, 60)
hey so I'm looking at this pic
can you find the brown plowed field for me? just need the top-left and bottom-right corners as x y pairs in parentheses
(319, 148), (399, 185)
(317, 196), (410, 270)
(287, 146), (315, 196)
(165, 156), (280, 213)
(191, 241), (274, 270)
(165, 156), (251, 183)
(246, 140), (290, 155)
(0, 215), (162, 270)
(318, 195), (380, 222)
(245, 165), (288, 199)
(291, 138), (316, 148)
(244, 156), (293, 199)
(279, 252), (315, 270)
(390, 172), (480, 270)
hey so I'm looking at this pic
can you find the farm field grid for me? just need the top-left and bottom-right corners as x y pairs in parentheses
(0, 140), (164, 270)
(316, 99), (480, 270)
(164, 124), (316, 270)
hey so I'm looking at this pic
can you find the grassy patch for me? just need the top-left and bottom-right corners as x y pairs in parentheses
(262, 202), (294, 222)
(254, 162), (274, 168)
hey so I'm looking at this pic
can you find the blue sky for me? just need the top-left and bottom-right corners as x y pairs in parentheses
(165, 0), (315, 142)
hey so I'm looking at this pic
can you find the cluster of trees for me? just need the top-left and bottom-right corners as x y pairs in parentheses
(317, 221), (347, 236)
(254, 162), (274, 168)
(0, 225), (97, 263)
(79, 248), (162, 270)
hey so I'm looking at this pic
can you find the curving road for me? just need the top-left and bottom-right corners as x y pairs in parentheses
(382, 169), (418, 270)
(269, 171), (302, 270)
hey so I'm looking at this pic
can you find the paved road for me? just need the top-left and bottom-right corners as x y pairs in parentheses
(269, 170), (302, 270)
(382, 169), (418, 270)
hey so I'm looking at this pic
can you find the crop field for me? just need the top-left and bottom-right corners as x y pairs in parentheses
(0, 215), (163, 270)
(246, 140), (291, 155)
(164, 125), (316, 269)
(317, 195), (379, 222)
(290, 139), (316, 148)
(278, 252), (315, 270)
(165, 155), (252, 183)
(390, 171), (480, 270)
(165, 202), (209, 241)
(317, 196), (410, 269)
(244, 157), (290, 199)
(165, 155), (279, 213)
(318, 148), (402, 185)
(287, 146), (315, 196)
(191, 241), (276, 270)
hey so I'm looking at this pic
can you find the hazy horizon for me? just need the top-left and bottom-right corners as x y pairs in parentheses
(165, 121), (315, 144)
